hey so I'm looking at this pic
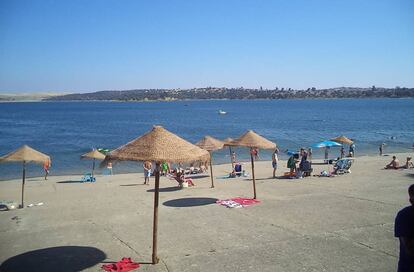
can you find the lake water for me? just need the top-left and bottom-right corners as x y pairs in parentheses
(1, 99), (413, 180)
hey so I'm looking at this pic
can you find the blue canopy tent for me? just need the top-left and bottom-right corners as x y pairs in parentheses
(285, 150), (298, 156)
(311, 141), (342, 163)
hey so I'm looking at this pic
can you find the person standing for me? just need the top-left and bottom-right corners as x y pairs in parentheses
(231, 151), (236, 165)
(308, 148), (313, 162)
(379, 143), (385, 156)
(43, 160), (51, 180)
(251, 148), (259, 160)
(349, 143), (355, 157)
(340, 146), (345, 159)
(161, 162), (170, 176)
(324, 146), (330, 163)
(272, 148), (279, 178)
(107, 162), (113, 175)
(394, 184), (414, 272)
(143, 161), (152, 185)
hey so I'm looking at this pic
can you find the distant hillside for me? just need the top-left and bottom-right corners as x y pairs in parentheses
(0, 92), (63, 102)
(44, 87), (414, 101)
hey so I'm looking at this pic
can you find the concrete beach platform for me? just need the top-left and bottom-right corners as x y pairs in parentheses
(0, 153), (413, 271)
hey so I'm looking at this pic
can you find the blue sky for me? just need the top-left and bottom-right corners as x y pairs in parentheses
(0, 0), (413, 93)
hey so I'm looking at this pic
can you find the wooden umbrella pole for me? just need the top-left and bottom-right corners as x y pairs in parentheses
(21, 160), (26, 208)
(92, 158), (95, 177)
(250, 149), (257, 199)
(152, 162), (160, 264)
(209, 151), (214, 188)
(229, 146), (234, 169)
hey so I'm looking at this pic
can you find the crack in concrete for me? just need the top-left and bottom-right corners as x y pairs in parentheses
(160, 258), (171, 272)
(332, 222), (391, 233)
(328, 231), (397, 258)
(237, 209), (305, 237)
(331, 193), (399, 207)
(90, 221), (142, 257)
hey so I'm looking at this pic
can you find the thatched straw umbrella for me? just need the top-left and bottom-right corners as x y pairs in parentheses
(331, 136), (353, 145)
(81, 149), (106, 177)
(196, 136), (224, 188)
(223, 137), (237, 169)
(0, 145), (50, 208)
(103, 125), (209, 264)
(232, 130), (276, 199)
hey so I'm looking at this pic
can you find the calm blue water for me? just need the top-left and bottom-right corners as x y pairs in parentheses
(1, 99), (414, 180)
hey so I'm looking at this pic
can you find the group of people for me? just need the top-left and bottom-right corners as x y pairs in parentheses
(142, 160), (208, 187)
(339, 143), (356, 159)
(385, 156), (414, 170)
(284, 148), (312, 178)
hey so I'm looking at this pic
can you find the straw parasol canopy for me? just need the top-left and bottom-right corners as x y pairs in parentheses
(196, 136), (224, 188)
(103, 125), (209, 264)
(0, 145), (50, 163)
(196, 136), (224, 151)
(232, 130), (276, 199)
(0, 145), (50, 208)
(81, 149), (106, 177)
(222, 137), (234, 145)
(331, 136), (354, 145)
(104, 126), (210, 164)
(81, 149), (106, 160)
(233, 130), (276, 149)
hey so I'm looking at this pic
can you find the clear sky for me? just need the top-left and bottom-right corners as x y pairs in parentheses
(0, 0), (413, 93)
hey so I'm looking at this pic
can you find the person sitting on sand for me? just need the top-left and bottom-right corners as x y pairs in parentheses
(228, 170), (237, 178)
(385, 156), (400, 169)
(175, 170), (195, 187)
(401, 157), (414, 169)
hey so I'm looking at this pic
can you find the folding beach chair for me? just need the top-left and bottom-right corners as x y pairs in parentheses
(81, 173), (96, 182)
(333, 158), (354, 175)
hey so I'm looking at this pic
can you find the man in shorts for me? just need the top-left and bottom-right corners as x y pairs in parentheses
(395, 184), (414, 271)
(143, 161), (152, 185)
(272, 148), (279, 178)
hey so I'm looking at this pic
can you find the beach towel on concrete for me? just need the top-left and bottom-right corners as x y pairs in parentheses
(217, 197), (260, 208)
(101, 257), (140, 271)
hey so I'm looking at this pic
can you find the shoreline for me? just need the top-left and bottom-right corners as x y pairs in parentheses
(1, 151), (412, 183)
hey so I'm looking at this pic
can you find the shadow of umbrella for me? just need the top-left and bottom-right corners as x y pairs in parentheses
(406, 173), (414, 178)
(56, 180), (84, 184)
(0, 246), (106, 272)
(163, 197), (218, 207)
(147, 186), (182, 193)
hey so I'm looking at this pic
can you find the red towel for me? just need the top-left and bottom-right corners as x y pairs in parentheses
(231, 197), (260, 206)
(102, 257), (140, 271)
(216, 197), (260, 208)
